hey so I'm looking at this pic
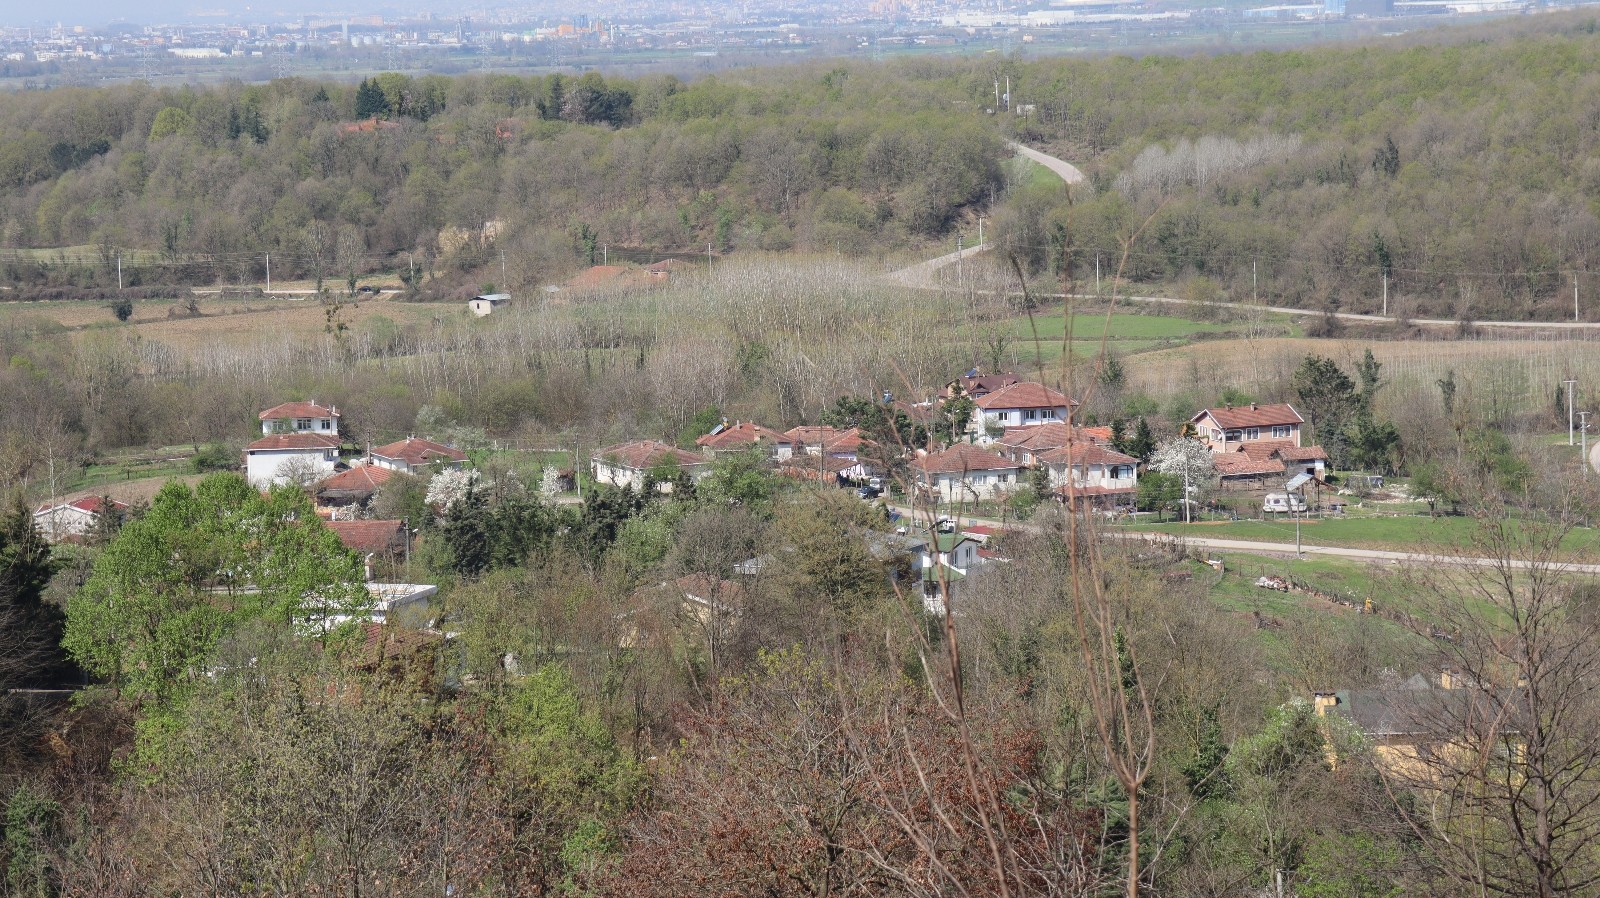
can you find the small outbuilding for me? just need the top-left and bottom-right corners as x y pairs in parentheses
(469, 293), (510, 316)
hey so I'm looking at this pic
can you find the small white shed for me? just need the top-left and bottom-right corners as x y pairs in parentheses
(469, 293), (510, 316)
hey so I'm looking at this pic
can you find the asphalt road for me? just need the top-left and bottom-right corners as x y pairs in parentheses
(887, 503), (1600, 575)
(1007, 140), (1086, 185)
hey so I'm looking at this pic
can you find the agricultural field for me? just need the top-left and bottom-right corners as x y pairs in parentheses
(1126, 334), (1600, 408)
(0, 293), (452, 353)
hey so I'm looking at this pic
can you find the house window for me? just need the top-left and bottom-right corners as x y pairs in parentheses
(295, 418), (312, 430)
(319, 419), (331, 430)
(1025, 409), (1038, 421)
(323, 450), (337, 461)
(1272, 425), (1292, 438)
(1246, 428), (1260, 440)
(1225, 430), (1242, 442)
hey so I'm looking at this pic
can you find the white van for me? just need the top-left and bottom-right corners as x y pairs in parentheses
(1263, 492), (1306, 514)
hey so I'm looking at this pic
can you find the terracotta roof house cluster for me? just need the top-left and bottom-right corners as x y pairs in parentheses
(245, 400), (468, 513)
(1188, 403), (1330, 491)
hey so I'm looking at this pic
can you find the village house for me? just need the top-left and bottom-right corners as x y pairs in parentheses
(970, 382), (1075, 441)
(258, 401), (340, 437)
(245, 432), (341, 489)
(246, 401), (344, 488)
(943, 368), (1021, 400)
(695, 421), (795, 460)
(1190, 403), (1304, 453)
(592, 440), (712, 491)
(1313, 670), (1522, 780)
(994, 421), (1113, 465)
(33, 496), (129, 542)
(1213, 441), (1330, 493)
(316, 464), (395, 514)
(914, 444), (1021, 503)
(1038, 442), (1140, 507)
(327, 519), (412, 579)
(369, 437), (468, 475)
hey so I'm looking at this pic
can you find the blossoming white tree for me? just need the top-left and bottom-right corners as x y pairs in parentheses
(1149, 437), (1217, 523)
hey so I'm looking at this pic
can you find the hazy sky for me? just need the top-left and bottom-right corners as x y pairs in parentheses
(6, 1), (420, 28)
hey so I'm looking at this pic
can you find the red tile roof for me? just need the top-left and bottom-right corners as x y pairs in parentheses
(1213, 455), (1286, 477)
(1279, 446), (1329, 462)
(915, 445), (1019, 475)
(997, 422), (1113, 454)
(948, 372), (1022, 398)
(1236, 439), (1300, 462)
(35, 496), (129, 515)
(318, 465), (395, 495)
(259, 401), (339, 420)
(672, 574), (748, 605)
(371, 437), (467, 467)
(246, 433), (342, 451)
(1195, 403), (1303, 429)
(594, 440), (706, 470)
(1037, 443), (1139, 467)
(695, 422), (792, 451)
(974, 381), (1075, 411)
(327, 519), (407, 554)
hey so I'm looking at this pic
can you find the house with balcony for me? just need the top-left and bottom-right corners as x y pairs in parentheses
(913, 445), (1021, 503)
(1190, 403), (1303, 453)
(970, 382), (1075, 442)
(1038, 442), (1140, 507)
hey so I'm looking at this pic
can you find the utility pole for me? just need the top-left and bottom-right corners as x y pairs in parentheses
(1566, 379), (1578, 446)
(1294, 486), (1302, 558)
(1253, 259), (1258, 303)
(499, 248), (506, 287)
(1005, 74), (1011, 112)
(265, 252), (270, 292)
(1576, 272), (1581, 322)
(1582, 410), (1592, 477)
(1096, 254), (1101, 293)
(602, 243), (608, 266)
(1382, 272), (1388, 317)
(1183, 465), (1192, 525)
(977, 218), (984, 247)
(707, 242), (713, 276)
(116, 253), (122, 290)
(956, 235), (964, 291)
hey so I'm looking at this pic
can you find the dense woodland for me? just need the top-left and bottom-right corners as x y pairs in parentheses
(9, 17), (1600, 317)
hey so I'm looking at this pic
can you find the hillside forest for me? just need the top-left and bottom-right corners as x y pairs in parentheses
(6, 16), (1600, 319)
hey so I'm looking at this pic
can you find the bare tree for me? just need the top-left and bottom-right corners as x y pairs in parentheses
(1384, 492), (1600, 898)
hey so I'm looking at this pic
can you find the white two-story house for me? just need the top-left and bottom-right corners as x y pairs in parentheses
(970, 382), (1075, 442)
(246, 401), (343, 489)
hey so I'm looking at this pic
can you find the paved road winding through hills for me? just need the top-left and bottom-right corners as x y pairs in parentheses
(897, 141), (1600, 332)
